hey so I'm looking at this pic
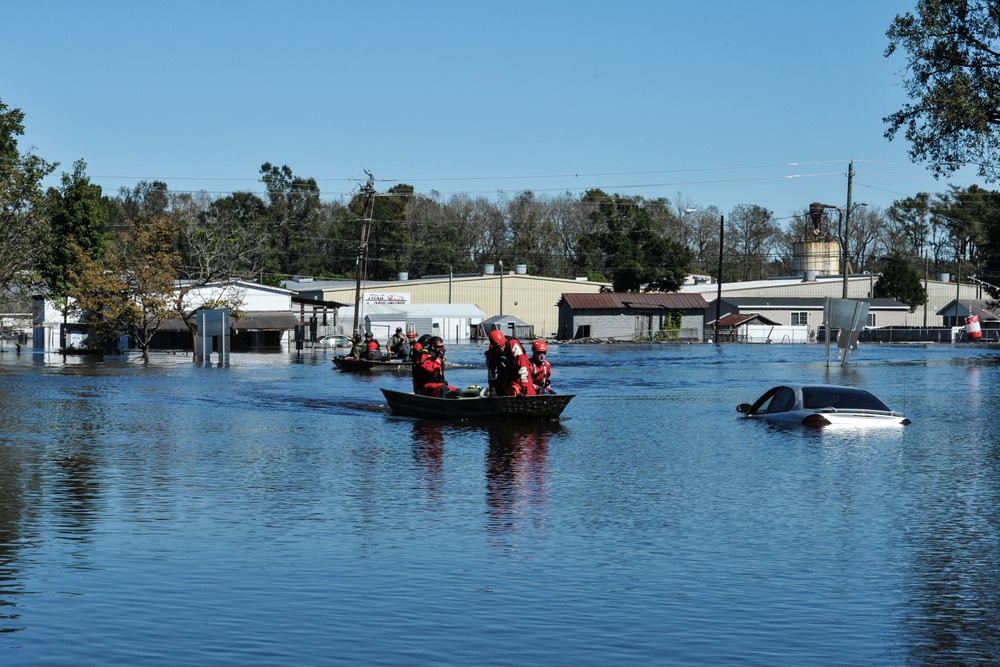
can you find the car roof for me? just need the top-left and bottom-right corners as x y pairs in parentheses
(776, 384), (873, 393)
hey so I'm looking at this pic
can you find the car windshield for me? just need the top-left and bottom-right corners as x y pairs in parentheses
(801, 387), (890, 411)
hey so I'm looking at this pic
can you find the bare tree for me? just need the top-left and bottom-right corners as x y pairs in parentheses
(727, 204), (782, 281)
(849, 206), (888, 272)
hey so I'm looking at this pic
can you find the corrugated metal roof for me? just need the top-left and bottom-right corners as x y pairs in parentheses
(561, 292), (709, 310)
(720, 296), (908, 310)
(713, 313), (782, 326)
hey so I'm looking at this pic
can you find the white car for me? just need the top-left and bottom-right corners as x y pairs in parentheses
(737, 384), (911, 428)
(317, 335), (351, 348)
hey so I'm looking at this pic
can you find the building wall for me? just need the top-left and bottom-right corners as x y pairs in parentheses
(558, 308), (704, 341)
(315, 275), (608, 340)
(685, 276), (984, 327)
(32, 297), (82, 353)
(182, 282), (292, 311)
(721, 306), (909, 329)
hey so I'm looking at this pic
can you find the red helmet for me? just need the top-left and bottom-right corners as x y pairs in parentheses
(532, 340), (548, 353)
(407, 330), (416, 339)
(488, 330), (506, 347)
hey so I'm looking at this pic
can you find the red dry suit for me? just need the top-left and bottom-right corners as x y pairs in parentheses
(412, 349), (455, 397)
(530, 356), (552, 394)
(485, 336), (536, 396)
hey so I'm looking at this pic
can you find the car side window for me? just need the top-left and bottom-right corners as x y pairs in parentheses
(767, 387), (796, 414)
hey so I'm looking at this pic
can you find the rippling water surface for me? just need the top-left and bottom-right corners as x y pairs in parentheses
(1, 342), (999, 665)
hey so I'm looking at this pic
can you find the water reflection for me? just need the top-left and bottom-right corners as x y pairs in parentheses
(410, 422), (445, 503)
(900, 388), (1000, 664)
(0, 445), (26, 634)
(485, 423), (563, 534)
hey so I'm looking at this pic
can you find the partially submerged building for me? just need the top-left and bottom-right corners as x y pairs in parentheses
(557, 292), (710, 342)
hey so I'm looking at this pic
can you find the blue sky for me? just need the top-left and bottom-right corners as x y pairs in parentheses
(3, 1), (985, 222)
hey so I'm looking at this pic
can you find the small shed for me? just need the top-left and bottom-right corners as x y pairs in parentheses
(706, 312), (809, 343)
(557, 292), (709, 342)
(478, 315), (533, 341)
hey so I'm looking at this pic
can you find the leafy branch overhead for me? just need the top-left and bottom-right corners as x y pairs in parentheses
(885, 1), (1000, 180)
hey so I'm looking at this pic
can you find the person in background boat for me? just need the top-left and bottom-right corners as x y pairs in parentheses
(361, 331), (382, 360)
(405, 330), (418, 358)
(389, 327), (408, 359)
(529, 340), (553, 394)
(347, 334), (365, 359)
(412, 336), (457, 397)
(411, 333), (432, 362)
(485, 330), (536, 397)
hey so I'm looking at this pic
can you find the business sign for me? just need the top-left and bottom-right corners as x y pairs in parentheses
(364, 293), (410, 305)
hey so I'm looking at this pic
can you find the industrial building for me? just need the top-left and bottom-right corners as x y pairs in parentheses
(285, 269), (610, 341)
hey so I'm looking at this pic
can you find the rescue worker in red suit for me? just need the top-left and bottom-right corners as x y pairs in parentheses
(412, 336), (457, 397)
(529, 340), (553, 394)
(485, 330), (536, 396)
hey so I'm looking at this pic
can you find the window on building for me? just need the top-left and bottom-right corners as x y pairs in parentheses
(791, 312), (808, 326)
(575, 324), (591, 338)
(866, 313), (877, 327)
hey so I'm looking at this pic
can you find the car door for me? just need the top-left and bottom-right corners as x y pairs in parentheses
(766, 387), (797, 415)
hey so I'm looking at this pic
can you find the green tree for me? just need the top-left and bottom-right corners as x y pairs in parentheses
(118, 180), (169, 220)
(70, 214), (180, 363)
(168, 191), (272, 354)
(260, 162), (321, 278)
(886, 193), (932, 259)
(932, 184), (993, 270)
(873, 255), (928, 312)
(41, 160), (110, 303)
(884, 2), (1000, 179)
(366, 184), (411, 280)
(180, 191), (270, 282)
(404, 192), (479, 277)
(577, 192), (694, 292)
(0, 99), (57, 293)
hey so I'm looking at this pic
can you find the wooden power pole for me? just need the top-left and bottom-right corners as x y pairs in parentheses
(351, 171), (376, 337)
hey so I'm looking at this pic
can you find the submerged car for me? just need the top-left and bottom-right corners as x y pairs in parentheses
(737, 384), (911, 428)
(317, 335), (351, 348)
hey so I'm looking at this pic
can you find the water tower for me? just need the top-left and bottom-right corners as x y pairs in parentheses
(792, 203), (841, 277)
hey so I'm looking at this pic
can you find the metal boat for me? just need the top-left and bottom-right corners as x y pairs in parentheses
(381, 388), (573, 421)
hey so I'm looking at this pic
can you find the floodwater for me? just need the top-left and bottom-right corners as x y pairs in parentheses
(1, 341), (999, 666)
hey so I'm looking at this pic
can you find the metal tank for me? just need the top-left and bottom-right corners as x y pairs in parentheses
(792, 240), (840, 276)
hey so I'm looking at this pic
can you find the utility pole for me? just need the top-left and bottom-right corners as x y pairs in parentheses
(714, 215), (724, 345)
(351, 171), (376, 338)
(843, 161), (854, 299)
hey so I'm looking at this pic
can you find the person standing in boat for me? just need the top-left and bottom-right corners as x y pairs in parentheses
(529, 340), (553, 394)
(412, 336), (456, 397)
(485, 330), (535, 397)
